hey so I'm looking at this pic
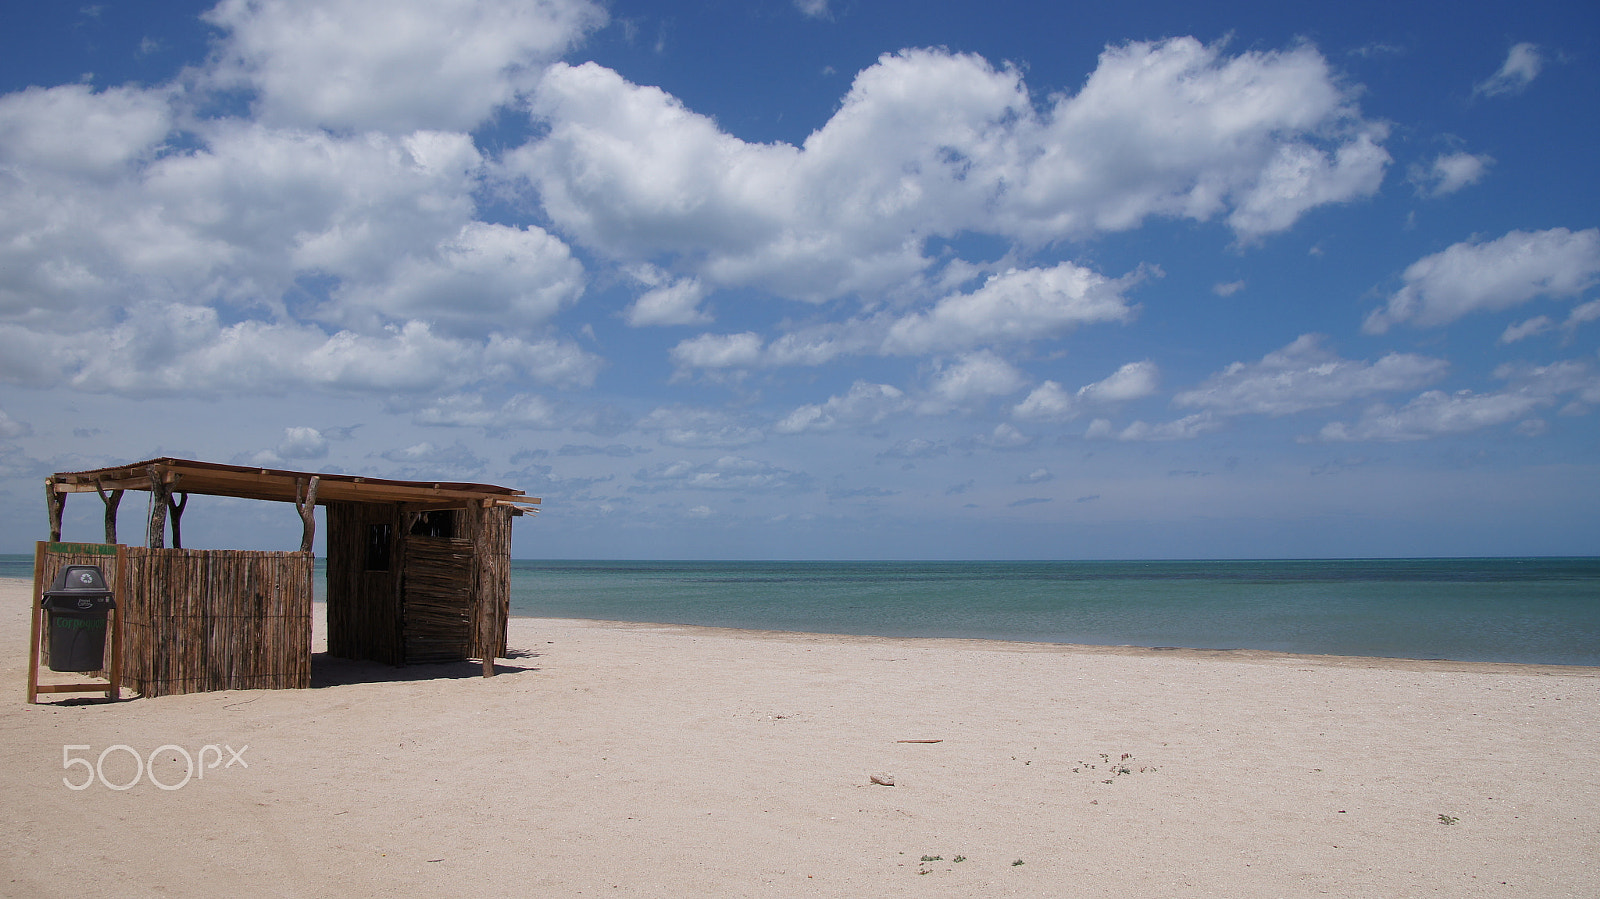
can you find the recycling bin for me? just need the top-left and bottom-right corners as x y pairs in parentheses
(41, 565), (116, 673)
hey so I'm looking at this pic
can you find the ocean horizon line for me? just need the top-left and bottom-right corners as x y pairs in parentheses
(511, 554), (1598, 563)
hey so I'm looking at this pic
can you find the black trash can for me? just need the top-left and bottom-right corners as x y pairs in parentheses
(42, 565), (116, 673)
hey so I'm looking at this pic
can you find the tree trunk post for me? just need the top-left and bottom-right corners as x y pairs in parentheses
(296, 477), (320, 553)
(94, 480), (124, 545)
(45, 479), (64, 543)
(168, 491), (188, 549)
(147, 464), (168, 549)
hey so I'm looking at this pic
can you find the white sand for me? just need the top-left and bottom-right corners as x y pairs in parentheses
(2, 576), (1597, 897)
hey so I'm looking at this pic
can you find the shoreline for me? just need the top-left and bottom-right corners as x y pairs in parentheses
(512, 613), (1600, 676)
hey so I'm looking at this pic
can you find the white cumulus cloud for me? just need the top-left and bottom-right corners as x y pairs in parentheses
(669, 332), (765, 371)
(624, 267), (712, 327)
(1365, 228), (1600, 333)
(0, 305), (600, 397)
(1086, 412), (1220, 442)
(332, 222), (586, 338)
(1078, 360), (1160, 403)
(634, 455), (806, 492)
(883, 264), (1139, 355)
(1012, 381), (1078, 422)
(1317, 359), (1600, 441)
(203, 0), (607, 132)
(276, 426), (330, 460)
(922, 351), (1028, 411)
(514, 38), (1389, 305)
(1175, 335), (1448, 415)
(638, 406), (765, 448)
(0, 84), (172, 179)
(775, 382), (908, 434)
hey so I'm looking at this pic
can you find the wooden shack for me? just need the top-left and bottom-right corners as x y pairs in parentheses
(39, 458), (538, 698)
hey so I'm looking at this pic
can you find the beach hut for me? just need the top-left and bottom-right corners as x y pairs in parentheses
(34, 458), (538, 699)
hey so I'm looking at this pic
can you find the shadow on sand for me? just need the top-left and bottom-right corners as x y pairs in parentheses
(310, 648), (541, 688)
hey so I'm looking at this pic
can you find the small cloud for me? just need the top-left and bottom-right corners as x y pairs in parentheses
(1410, 152), (1492, 197)
(276, 426), (330, 461)
(1349, 42), (1405, 59)
(1175, 334), (1447, 416)
(412, 394), (562, 431)
(558, 444), (645, 457)
(775, 382), (908, 434)
(1075, 494), (1101, 503)
(1078, 360), (1160, 403)
(639, 406), (765, 448)
(1213, 280), (1246, 297)
(634, 455), (810, 493)
(921, 351), (1029, 413)
(794, 0), (831, 20)
(1475, 43), (1543, 97)
(1087, 412), (1220, 442)
(830, 486), (897, 500)
(1500, 316), (1554, 344)
(1563, 299), (1600, 336)
(977, 423), (1033, 449)
(1012, 380), (1077, 422)
(379, 441), (487, 478)
(1008, 497), (1052, 508)
(1018, 468), (1054, 484)
(0, 408), (32, 439)
(880, 438), (948, 461)
(945, 480), (974, 496)
(623, 265), (712, 327)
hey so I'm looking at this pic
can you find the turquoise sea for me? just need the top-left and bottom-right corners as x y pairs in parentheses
(6, 556), (1598, 666)
(508, 559), (1600, 667)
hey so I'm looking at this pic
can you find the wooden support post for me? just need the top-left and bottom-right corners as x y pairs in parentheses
(295, 476), (320, 553)
(26, 542), (45, 703)
(46, 480), (64, 543)
(167, 492), (188, 549)
(94, 480), (123, 545)
(147, 464), (168, 549)
(108, 544), (125, 701)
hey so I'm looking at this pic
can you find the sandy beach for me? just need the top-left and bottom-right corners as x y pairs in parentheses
(2, 576), (1597, 898)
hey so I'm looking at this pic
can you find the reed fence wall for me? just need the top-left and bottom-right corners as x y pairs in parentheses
(120, 547), (313, 697)
(36, 544), (312, 697)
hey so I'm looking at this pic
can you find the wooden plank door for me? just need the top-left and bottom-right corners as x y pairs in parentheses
(401, 536), (475, 664)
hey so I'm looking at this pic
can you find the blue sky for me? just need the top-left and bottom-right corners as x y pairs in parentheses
(2, 0), (1597, 559)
